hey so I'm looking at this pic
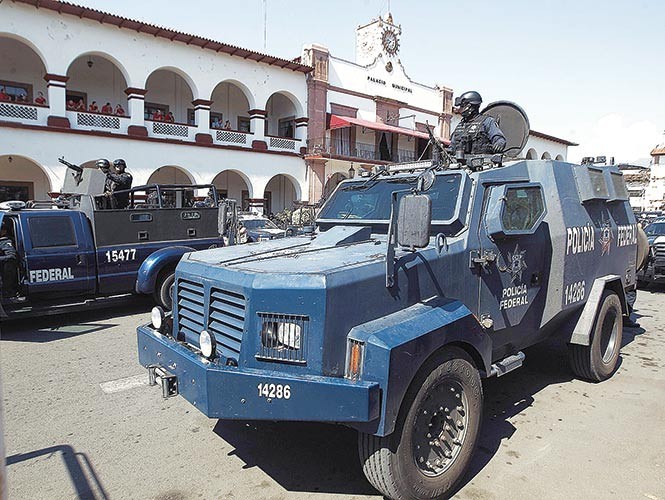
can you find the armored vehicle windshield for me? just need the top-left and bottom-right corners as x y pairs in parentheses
(318, 172), (463, 222)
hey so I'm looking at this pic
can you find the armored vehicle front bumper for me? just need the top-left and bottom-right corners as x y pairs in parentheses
(137, 325), (381, 422)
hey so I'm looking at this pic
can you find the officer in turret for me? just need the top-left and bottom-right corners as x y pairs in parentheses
(449, 91), (507, 161)
(103, 158), (133, 209)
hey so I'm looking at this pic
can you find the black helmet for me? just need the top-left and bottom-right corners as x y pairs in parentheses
(96, 158), (110, 169)
(454, 91), (482, 107)
(113, 158), (126, 169)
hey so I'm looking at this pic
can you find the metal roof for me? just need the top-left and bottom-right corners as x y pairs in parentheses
(12, 0), (313, 73)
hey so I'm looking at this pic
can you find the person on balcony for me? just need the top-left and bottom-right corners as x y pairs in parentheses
(165, 112), (175, 123)
(211, 117), (221, 129)
(89, 101), (99, 113)
(101, 102), (113, 114)
(76, 100), (86, 111)
(115, 104), (125, 116)
(0, 88), (9, 101)
(223, 120), (232, 130)
(34, 92), (46, 106)
(67, 100), (76, 110)
(153, 109), (163, 121)
(17, 93), (27, 103)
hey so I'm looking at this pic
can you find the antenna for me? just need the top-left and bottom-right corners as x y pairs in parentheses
(263, 0), (267, 51)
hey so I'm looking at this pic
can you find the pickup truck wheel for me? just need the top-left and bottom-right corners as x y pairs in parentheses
(358, 348), (483, 500)
(154, 270), (176, 311)
(569, 290), (623, 382)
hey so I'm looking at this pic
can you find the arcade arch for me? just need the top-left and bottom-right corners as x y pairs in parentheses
(265, 91), (303, 138)
(212, 170), (252, 208)
(541, 152), (552, 160)
(0, 36), (48, 105)
(525, 148), (537, 160)
(210, 81), (254, 132)
(147, 166), (195, 185)
(145, 69), (195, 124)
(0, 155), (53, 202)
(263, 174), (300, 214)
(66, 53), (129, 113)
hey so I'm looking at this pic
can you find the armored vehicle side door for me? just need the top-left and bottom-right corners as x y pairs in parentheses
(475, 183), (551, 358)
(22, 212), (96, 298)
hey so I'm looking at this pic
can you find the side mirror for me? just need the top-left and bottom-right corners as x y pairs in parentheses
(397, 194), (431, 249)
(218, 202), (228, 235)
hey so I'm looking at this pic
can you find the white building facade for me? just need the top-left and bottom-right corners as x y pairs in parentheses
(643, 139), (665, 211)
(302, 14), (453, 201)
(0, 0), (310, 213)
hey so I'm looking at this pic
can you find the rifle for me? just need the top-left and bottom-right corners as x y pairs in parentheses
(58, 157), (84, 186)
(424, 121), (453, 169)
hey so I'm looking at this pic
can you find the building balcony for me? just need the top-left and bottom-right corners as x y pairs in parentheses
(310, 136), (423, 164)
(0, 101), (49, 126)
(212, 128), (253, 148)
(266, 134), (300, 152)
(67, 110), (131, 134)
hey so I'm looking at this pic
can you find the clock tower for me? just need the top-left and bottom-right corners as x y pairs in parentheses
(355, 13), (401, 66)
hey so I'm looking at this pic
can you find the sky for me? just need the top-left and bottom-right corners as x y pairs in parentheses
(78, 0), (665, 164)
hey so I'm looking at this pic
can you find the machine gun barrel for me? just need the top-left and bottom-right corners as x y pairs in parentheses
(58, 157), (83, 173)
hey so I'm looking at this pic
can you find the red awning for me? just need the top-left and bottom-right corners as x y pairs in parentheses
(329, 114), (430, 140)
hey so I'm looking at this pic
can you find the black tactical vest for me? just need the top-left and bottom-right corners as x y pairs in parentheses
(452, 114), (493, 154)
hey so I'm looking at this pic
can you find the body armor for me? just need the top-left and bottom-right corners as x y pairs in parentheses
(450, 114), (494, 155)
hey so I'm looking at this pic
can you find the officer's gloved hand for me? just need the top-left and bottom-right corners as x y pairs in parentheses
(491, 143), (504, 153)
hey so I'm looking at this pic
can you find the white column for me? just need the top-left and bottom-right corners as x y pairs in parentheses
(192, 99), (212, 143)
(124, 88), (148, 136)
(43, 73), (69, 127)
(249, 109), (266, 147)
(295, 117), (308, 143)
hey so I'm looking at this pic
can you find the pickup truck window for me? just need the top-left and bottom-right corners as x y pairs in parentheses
(28, 216), (77, 248)
(319, 174), (462, 222)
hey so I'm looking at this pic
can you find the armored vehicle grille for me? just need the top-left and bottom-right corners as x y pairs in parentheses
(654, 242), (665, 261)
(207, 287), (247, 360)
(176, 279), (206, 345)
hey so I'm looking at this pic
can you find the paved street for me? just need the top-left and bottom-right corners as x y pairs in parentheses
(1, 290), (664, 500)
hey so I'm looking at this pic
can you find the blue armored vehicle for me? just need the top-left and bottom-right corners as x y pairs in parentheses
(137, 104), (645, 499)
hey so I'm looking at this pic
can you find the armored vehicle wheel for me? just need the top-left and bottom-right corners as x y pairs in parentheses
(358, 347), (482, 500)
(154, 269), (176, 311)
(569, 290), (623, 382)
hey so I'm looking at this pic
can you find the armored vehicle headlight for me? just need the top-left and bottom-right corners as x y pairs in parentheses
(277, 322), (302, 350)
(151, 306), (165, 331)
(261, 320), (302, 350)
(199, 330), (216, 359)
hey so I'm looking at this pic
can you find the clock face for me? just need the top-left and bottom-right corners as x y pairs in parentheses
(382, 28), (399, 55)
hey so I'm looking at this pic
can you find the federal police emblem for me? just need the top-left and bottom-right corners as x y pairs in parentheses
(508, 243), (528, 284)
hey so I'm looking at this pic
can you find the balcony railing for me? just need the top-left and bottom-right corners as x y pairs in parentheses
(319, 137), (420, 163)
(0, 101), (48, 125)
(214, 129), (251, 147)
(67, 110), (130, 134)
(147, 119), (196, 141)
(267, 134), (298, 151)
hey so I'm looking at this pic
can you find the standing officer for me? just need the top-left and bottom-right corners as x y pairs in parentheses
(449, 91), (506, 161)
(104, 159), (133, 209)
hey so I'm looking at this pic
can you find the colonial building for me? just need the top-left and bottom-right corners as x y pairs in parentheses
(0, 2), (577, 211)
(302, 14), (452, 200)
(0, 0), (310, 213)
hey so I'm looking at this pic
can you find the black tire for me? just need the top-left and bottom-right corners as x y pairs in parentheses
(358, 347), (483, 500)
(568, 290), (623, 382)
(153, 269), (176, 311)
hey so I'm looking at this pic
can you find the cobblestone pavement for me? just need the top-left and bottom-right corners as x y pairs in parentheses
(1, 289), (664, 500)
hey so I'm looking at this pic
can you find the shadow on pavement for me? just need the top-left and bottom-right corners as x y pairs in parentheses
(213, 419), (377, 496)
(6, 444), (108, 500)
(213, 338), (586, 498)
(0, 298), (151, 343)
